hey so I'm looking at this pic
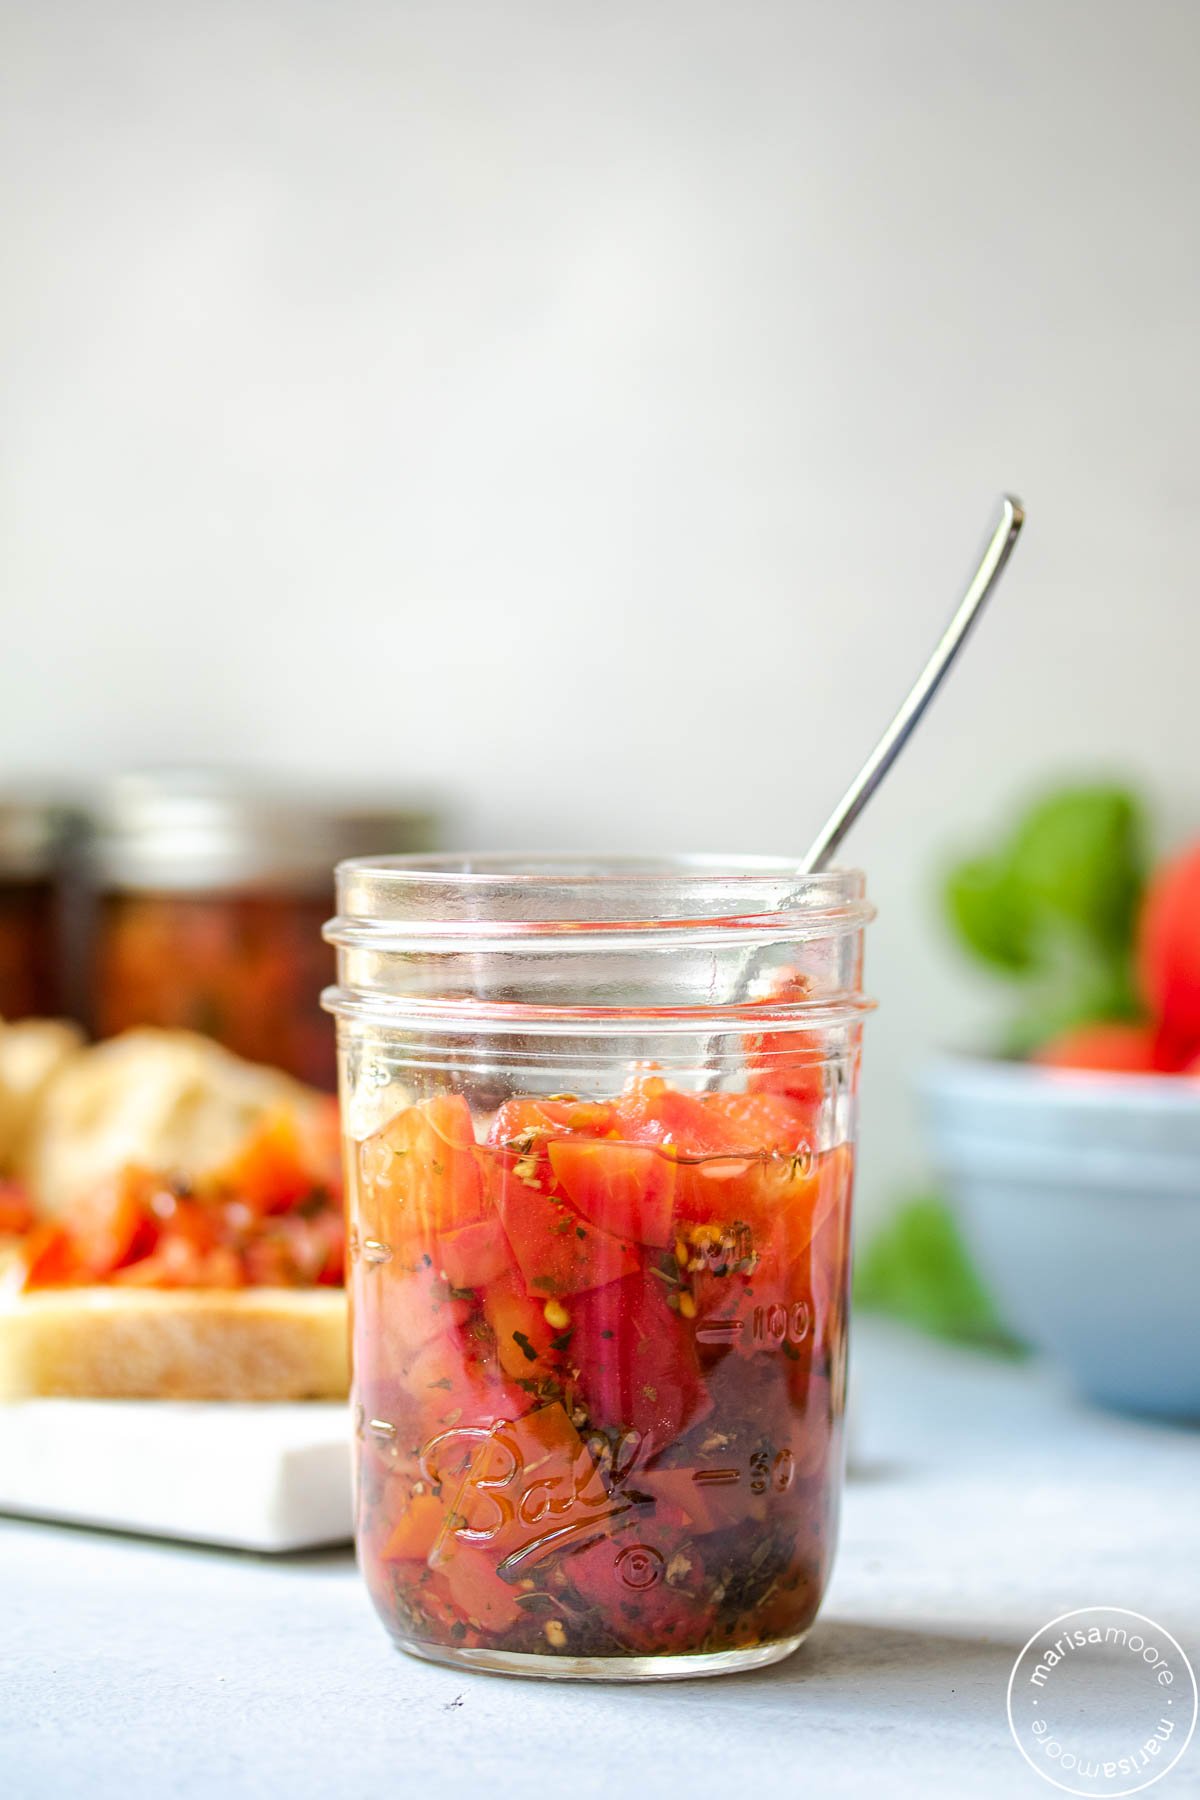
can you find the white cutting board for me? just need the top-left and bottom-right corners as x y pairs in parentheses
(0, 1400), (354, 1551)
(0, 1378), (862, 1554)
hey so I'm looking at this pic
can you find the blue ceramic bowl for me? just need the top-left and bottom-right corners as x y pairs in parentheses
(920, 1056), (1200, 1419)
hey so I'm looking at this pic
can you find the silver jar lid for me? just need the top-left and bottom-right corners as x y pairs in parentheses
(86, 770), (440, 893)
(0, 797), (72, 880)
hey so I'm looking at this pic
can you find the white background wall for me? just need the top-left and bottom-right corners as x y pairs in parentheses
(3, 0), (1198, 1226)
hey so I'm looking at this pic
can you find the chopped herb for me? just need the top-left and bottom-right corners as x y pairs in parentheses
(512, 1330), (538, 1363)
(549, 1331), (573, 1352)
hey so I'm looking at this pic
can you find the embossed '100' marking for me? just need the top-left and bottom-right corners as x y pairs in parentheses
(750, 1300), (810, 1350)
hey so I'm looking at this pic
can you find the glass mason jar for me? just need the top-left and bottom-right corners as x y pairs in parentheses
(86, 772), (438, 1089)
(0, 799), (71, 1020)
(324, 856), (873, 1681)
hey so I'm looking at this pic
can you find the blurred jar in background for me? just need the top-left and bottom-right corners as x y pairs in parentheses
(86, 773), (439, 1089)
(0, 799), (71, 1019)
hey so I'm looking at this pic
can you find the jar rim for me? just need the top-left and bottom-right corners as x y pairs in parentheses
(333, 851), (860, 884)
(326, 852), (872, 949)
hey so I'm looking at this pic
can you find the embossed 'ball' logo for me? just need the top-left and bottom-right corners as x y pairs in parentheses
(615, 1544), (664, 1590)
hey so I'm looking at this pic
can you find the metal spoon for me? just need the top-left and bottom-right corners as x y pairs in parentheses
(801, 494), (1025, 873)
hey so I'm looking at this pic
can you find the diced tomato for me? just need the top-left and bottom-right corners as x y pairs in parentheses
(487, 1097), (544, 1149)
(20, 1221), (80, 1288)
(614, 1077), (738, 1157)
(487, 1096), (617, 1148)
(506, 1402), (592, 1501)
(150, 1192), (220, 1255)
(700, 1091), (814, 1154)
(215, 1111), (316, 1214)
(541, 1099), (618, 1135)
(381, 1492), (446, 1562)
(746, 1034), (825, 1110)
(375, 1263), (472, 1363)
(421, 1092), (481, 1153)
(58, 1171), (156, 1279)
(611, 1077), (762, 1222)
(547, 1140), (675, 1248)
(764, 1142), (848, 1264)
(402, 1328), (523, 1436)
(482, 1272), (564, 1379)
(359, 1097), (484, 1257)
(492, 1148), (640, 1299)
(571, 1268), (710, 1455)
(437, 1216), (512, 1290)
(491, 1401), (594, 1508)
(743, 969), (828, 1113)
(435, 1543), (525, 1631)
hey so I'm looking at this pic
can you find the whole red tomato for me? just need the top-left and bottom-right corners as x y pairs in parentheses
(1138, 843), (1200, 1065)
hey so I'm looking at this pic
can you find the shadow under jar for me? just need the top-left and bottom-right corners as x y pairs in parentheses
(324, 856), (874, 1681)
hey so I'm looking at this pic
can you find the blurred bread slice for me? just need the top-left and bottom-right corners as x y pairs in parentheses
(0, 1018), (86, 1176)
(0, 1286), (349, 1400)
(20, 1028), (326, 1214)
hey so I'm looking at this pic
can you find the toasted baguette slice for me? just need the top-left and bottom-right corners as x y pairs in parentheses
(0, 1018), (86, 1175)
(19, 1028), (328, 1214)
(0, 1287), (349, 1401)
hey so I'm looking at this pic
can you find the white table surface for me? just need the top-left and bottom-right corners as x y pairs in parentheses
(4, 1320), (1199, 1800)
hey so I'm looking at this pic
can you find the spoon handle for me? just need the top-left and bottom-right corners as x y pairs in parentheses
(800, 494), (1025, 874)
